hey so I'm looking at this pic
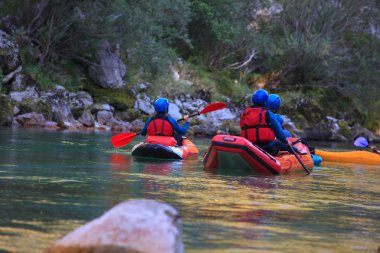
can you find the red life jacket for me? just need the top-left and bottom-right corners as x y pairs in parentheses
(240, 107), (276, 143)
(147, 114), (174, 136)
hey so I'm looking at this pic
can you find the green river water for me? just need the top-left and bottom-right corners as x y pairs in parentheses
(0, 128), (379, 253)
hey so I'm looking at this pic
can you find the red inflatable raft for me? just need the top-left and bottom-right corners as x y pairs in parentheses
(203, 135), (314, 175)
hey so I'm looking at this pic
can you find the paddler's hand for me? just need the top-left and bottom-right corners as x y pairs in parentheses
(183, 115), (189, 122)
(286, 140), (299, 153)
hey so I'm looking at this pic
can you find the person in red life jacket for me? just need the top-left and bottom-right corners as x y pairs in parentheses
(141, 98), (189, 145)
(240, 89), (296, 156)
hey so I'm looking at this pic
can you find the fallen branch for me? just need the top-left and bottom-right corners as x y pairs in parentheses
(1, 66), (22, 84)
(226, 49), (257, 70)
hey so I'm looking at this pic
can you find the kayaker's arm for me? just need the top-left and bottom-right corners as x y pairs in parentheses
(140, 117), (152, 136)
(267, 111), (287, 144)
(369, 146), (380, 154)
(168, 116), (189, 135)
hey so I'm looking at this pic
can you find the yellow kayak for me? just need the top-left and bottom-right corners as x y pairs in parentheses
(315, 149), (380, 165)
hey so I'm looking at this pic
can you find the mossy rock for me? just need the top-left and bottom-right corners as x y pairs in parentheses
(17, 98), (53, 121)
(0, 94), (14, 126)
(338, 120), (353, 139)
(84, 83), (135, 110)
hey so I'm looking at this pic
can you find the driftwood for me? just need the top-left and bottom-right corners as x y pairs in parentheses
(1, 66), (22, 84)
(226, 49), (257, 70)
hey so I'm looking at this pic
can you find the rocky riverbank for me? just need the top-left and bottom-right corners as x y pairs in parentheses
(1, 28), (379, 143)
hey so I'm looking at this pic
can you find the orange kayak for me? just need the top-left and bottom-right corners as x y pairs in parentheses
(315, 149), (380, 165)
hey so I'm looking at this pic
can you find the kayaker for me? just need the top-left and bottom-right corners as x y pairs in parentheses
(240, 89), (296, 155)
(354, 137), (380, 155)
(141, 98), (189, 146)
(275, 114), (292, 138)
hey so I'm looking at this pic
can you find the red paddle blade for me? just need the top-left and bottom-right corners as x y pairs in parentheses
(199, 102), (227, 114)
(111, 132), (138, 148)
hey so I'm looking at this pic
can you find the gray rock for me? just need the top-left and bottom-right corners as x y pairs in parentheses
(54, 85), (70, 100)
(77, 110), (95, 127)
(91, 103), (113, 114)
(75, 91), (94, 108)
(16, 112), (46, 128)
(96, 110), (113, 126)
(111, 119), (132, 132)
(282, 115), (305, 137)
(89, 43), (126, 89)
(16, 98), (53, 120)
(180, 99), (207, 114)
(10, 86), (39, 103)
(45, 121), (59, 129)
(131, 119), (145, 131)
(198, 108), (236, 127)
(192, 124), (218, 138)
(131, 82), (152, 95)
(11, 73), (26, 91)
(0, 29), (20, 72)
(134, 94), (154, 115)
(168, 103), (182, 120)
(69, 91), (94, 115)
(51, 99), (75, 128)
(44, 199), (183, 253)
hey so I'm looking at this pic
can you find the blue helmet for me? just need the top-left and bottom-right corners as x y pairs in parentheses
(276, 114), (284, 126)
(354, 137), (369, 148)
(252, 89), (268, 105)
(267, 94), (281, 112)
(154, 98), (169, 113)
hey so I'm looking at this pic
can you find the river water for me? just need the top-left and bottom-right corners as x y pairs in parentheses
(0, 128), (379, 253)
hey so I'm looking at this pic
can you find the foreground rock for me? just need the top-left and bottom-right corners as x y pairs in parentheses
(44, 199), (184, 253)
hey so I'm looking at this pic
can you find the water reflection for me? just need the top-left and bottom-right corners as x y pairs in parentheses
(0, 129), (379, 253)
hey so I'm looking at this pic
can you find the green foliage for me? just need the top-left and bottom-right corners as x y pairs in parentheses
(187, 0), (264, 68)
(24, 63), (81, 91)
(84, 83), (135, 110)
(24, 65), (55, 90)
(338, 120), (352, 138)
(0, 0), (379, 129)
(2, 0), (190, 76)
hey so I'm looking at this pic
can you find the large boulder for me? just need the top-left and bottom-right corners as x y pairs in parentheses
(16, 98), (53, 120)
(89, 42), (126, 89)
(16, 112), (46, 128)
(44, 199), (184, 253)
(9, 86), (39, 103)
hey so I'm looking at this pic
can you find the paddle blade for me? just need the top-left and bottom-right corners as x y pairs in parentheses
(199, 102), (227, 115)
(354, 137), (369, 148)
(111, 132), (139, 148)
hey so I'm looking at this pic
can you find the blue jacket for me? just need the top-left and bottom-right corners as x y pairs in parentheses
(141, 114), (189, 136)
(266, 110), (287, 144)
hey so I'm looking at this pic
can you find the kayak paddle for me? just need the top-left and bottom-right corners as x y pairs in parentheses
(177, 102), (228, 122)
(288, 142), (311, 175)
(111, 102), (228, 148)
(111, 132), (141, 148)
